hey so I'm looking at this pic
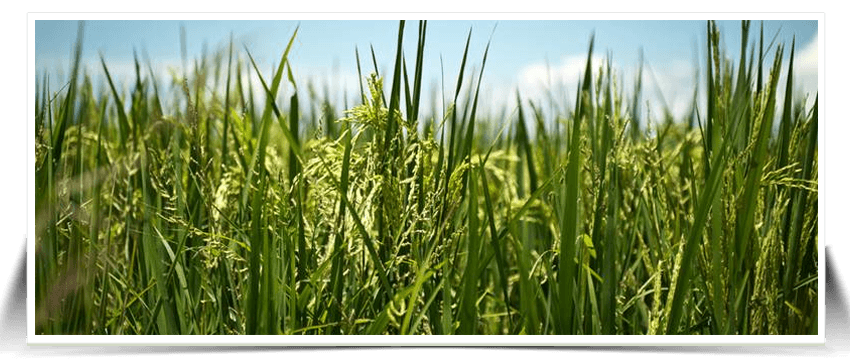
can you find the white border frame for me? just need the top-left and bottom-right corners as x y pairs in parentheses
(27, 12), (825, 346)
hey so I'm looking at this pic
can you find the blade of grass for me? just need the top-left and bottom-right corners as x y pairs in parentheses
(457, 166), (480, 334)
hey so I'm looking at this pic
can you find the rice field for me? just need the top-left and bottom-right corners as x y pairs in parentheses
(34, 20), (818, 335)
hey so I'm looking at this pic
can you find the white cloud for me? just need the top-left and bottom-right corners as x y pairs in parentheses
(769, 31), (818, 117)
(518, 55), (601, 101)
(37, 31), (818, 134)
(37, 55), (180, 94)
(642, 59), (697, 121)
(795, 32), (818, 102)
(507, 33), (819, 131)
(511, 54), (697, 128)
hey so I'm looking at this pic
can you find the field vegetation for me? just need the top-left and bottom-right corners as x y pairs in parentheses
(34, 20), (818, 335)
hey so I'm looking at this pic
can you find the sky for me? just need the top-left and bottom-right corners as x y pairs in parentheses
(34, 20), (818, 123)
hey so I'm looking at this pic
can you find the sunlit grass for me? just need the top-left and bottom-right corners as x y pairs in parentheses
(34, 20), (817, 335)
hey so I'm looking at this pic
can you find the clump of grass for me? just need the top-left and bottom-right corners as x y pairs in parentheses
(34, 20), (817, 335)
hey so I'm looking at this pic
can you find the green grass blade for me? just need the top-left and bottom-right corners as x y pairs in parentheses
(458, 166), (480, 334)
(557, 36), (594, 335)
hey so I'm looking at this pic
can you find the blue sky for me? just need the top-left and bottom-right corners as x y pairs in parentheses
(35, 20), (818, 121)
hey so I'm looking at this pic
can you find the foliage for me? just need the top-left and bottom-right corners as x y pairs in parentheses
(34, 20), (818, 335)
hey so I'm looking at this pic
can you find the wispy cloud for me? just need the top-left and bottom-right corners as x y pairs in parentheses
(35, 29), (818, 130)
(512, 53), (696, 126)
(795, 31), (818, 101)
(509, 31), (819, 128)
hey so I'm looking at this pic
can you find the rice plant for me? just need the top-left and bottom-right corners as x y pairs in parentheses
(34, 20), (817, 335)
